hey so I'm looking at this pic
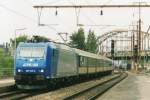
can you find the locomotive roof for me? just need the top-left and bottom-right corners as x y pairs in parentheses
(18, 42), (49, 47)
(18, 42), (112, 61)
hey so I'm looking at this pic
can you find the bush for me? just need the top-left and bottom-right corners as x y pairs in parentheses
(0, 48), (13, 78)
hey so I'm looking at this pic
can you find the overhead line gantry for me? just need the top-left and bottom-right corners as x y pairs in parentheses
(33, 3), (150, 71)
(33, 4), (150, 8)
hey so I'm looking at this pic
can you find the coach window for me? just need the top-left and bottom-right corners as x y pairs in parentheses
(101, 59), (104, 68)
(84, 57), (87, 67)
(80, 56), (84, 67)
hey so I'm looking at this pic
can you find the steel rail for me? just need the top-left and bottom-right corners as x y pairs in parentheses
(63, 73), (127, 100)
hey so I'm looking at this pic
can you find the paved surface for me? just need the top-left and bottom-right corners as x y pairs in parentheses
(0, 78), (15, 87)
(97, 72), (150, 100)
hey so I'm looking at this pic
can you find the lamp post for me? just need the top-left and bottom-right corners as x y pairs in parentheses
(14, 28), (26, 68)
(14, 28), (26, 50)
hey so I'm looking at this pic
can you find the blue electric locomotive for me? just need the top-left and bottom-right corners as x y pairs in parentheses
(14, 42), (113, 89)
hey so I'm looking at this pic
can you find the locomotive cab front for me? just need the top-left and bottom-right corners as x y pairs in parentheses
(14, 43), (50, 89)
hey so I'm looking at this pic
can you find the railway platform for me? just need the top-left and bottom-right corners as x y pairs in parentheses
(97, 72), (150, 100)
(0, 78), (15, 88)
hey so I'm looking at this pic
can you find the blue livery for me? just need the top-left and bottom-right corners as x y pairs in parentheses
(14, 42), (113, 89)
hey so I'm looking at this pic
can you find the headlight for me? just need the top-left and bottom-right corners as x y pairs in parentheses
(18, 69), (21, 72)
(40, 69), (44, 73)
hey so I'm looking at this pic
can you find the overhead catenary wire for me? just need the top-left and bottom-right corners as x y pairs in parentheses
(0, 4), (37, 22)
(67, 0), (98, 26)
(30, 0), (77, 33)
(1, 2), (61, 34)
(75, 7), (81, 26)
(44, 0), (63, 4)
(0, 1), (60, 33)
(37, 7), (43, 25)
(66, 0), (117, 30)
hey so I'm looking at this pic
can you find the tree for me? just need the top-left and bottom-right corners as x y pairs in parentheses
(16, 35), (28, 46)
(30, 35), (50, 42)
(86, 30), (98, 53)
(10, 35), (28, 48)
(70, 28), (86, 50)
(10, 35), (51, 48)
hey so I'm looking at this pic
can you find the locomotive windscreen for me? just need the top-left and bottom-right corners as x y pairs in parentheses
(18, 47), (45, 58)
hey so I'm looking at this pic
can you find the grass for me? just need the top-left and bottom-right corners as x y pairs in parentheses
(0, 48), (14, 78)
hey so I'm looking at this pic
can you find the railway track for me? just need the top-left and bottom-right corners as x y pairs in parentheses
(0, 85), (49, 100)
(0, 85), (16, 94)
(64, 72), (127, 100)
(25, 73), (123, 100)
(0, 73), (127, 100)
(0, 90), (51, 100)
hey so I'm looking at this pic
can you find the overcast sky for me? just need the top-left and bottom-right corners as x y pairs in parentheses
(1, 0), (150, 44)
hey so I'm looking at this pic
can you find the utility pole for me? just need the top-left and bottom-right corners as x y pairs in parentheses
(137, 2), (143, 71)
(14, 28), (26, 69)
